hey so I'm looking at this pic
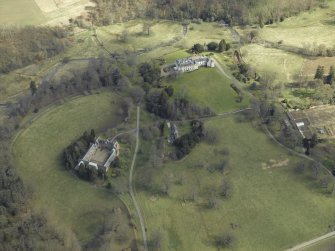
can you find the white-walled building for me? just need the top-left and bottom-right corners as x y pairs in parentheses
(173, 56), (215, 73)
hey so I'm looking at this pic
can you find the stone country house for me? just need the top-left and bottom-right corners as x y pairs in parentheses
(76, 137), (120, 173)
(174, 56), (215, 73)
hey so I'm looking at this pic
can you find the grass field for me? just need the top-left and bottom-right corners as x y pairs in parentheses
(12, 92), (135, 249)
(176, 22), (232, 49)
(0, 0), (46, 25)
(239, 2), (335, 83)
(241, 44), (305, 83)
(170, 67), (249, 114)
(302, 236), (335, 251)
(0, 0), (93, 25)
(136, 116), (335, 251)
(98, 20), (182, 52)
(259, 1), (335, 49)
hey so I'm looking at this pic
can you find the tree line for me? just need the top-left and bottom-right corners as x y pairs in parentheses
(192, 39), (231, 53)
(0, 25), (70, 73)
(88, 0), (317, 26)
(174, 120), (205, 159)
(315, 65), (335, 85)
(9, 57), (131, 121)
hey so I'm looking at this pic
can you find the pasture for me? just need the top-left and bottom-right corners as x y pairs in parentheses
(176, 22), (232, 49)
(170, 67), (249, 114)
(96, 20), (182, 53)
(241, 44), (304, 83)
(0, 0), (93, 25)
(0, 0), (46, 25)
(12, 92), (135, 249)
(259, 2), (335, 49)
(136, 116), (335, 251)
(240, 2), (335, 83)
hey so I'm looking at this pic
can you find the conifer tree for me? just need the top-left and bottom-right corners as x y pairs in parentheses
(314, 65), (324, 80)
(219, 39), (227, 52)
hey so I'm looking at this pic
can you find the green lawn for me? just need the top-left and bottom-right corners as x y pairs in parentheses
(170, 67), (249, 114)
(136, 116), (335, 251)
(163, 50), (192, 64)
(12, 92), (135, 249)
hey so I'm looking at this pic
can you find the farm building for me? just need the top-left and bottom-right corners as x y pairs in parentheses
(76, 137), (120, 173)
(174, 56), (215, 73)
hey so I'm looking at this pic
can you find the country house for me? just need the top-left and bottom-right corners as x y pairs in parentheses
(174, 56), (215, 73)
(76, 137), (120, 173)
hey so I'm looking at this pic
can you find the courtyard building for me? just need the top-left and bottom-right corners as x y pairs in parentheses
(76, 137), (120, 173)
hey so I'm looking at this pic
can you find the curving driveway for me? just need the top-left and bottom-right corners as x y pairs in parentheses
(129, 106), (148, 251)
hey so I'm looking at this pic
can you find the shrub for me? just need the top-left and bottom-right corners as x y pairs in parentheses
(215, 233), (236, 249)
(193, 43), (205, 53)
(207, 42), (219, 51)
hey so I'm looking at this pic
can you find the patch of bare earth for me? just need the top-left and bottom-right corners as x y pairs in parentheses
(261, 159), (290, 170)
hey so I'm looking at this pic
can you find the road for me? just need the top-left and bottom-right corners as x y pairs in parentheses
(129, 106), (148, 251)
(286, 231), (335, 251)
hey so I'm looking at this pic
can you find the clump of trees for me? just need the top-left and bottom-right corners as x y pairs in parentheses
(214, 233), (236, 249)
(232, 62), (258, 83)
(192, 43), (205, 53)
(0, 25), (69, 73)
(145, 89), (214, 120)
(219, 39), (231, 52)
(303, 134), (318, 155)
(64, 129), (96, 169)
(138, 62), (161, 86)
(315, 65), (335, 85)
(192, 39), (231, 53)
(174, 120), (205, 159)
